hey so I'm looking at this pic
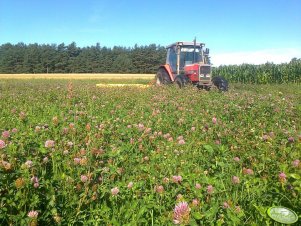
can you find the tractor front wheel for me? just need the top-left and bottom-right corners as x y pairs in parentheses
(175, 75), (190, 88)
(212, 76), (228, 91)
(156, 68), (171, 85)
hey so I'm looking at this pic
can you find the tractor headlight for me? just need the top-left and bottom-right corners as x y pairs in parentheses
(200, 74), (210, 77)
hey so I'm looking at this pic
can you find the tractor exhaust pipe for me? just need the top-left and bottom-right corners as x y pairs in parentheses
(193, 37), (196, 64)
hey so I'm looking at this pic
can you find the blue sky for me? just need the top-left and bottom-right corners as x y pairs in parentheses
(0, 0), (300, 65)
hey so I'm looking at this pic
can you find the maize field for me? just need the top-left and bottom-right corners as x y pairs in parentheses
(213, 59), (301, 84)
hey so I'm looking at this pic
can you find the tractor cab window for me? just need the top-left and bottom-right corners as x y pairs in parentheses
(166, 47), (177, 72)
(180, 47), (202, 69)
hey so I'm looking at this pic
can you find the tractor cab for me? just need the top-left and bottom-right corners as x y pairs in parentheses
(166, 41), (210, 74)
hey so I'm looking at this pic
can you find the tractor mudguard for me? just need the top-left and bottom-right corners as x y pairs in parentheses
(158, 64), (174, 81)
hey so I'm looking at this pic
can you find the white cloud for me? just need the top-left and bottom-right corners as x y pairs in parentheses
(211, 48), (301, 66)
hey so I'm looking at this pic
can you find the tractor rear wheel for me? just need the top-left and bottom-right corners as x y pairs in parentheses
(156, 68), (171, 85)
(212, 76), (228, 91)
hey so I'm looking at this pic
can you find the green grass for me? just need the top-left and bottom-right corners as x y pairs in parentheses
(0, 80), (300, 225)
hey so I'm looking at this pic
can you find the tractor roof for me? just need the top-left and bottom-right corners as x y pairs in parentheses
(166, 41), (205, 49)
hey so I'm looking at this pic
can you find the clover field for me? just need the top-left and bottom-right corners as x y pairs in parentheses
(0, 79), (300, 225)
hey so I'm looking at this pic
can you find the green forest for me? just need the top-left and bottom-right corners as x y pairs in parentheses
(0, 42), (166, 74)
(0, 42), (300, 83)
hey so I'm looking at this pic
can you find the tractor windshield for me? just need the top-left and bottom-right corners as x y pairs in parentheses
(180, 47), (202, 68)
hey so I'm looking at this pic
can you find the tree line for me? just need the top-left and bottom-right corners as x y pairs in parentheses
(0, 42), (300, 83)
(0, 42), (166, 74)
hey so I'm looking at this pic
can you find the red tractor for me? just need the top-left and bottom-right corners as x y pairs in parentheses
(156, 40), (228, 91)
